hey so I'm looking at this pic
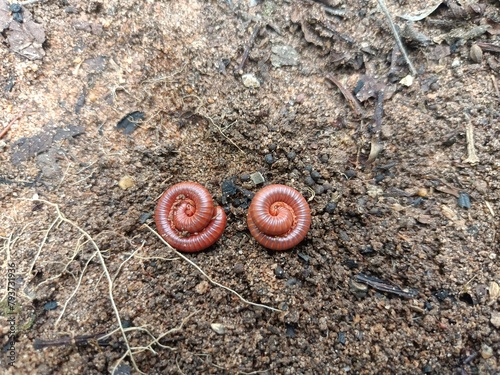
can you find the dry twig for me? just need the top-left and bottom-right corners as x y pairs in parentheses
(0, 109), (24, 139)
(463, 114), (479, 164)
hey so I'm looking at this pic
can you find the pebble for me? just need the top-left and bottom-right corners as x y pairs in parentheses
(211, 323), (227, 335)
(314, 185), (325, 195)
(285, 324), (296, 338)
(417, 188), (428, 197)
(233, 263), (244, 274)
(250, 171), (265, 185)
(491, 311), (500, 328)
(242, 73), (260, 88)
(240, 173), (250, 182)
(304, 176), (315, 186)
(337, 332), (347, 345)
(349, 279), (368, 298)
(139, 212), (152, 224)
(271, 45), (300, 67)
(319, 154), (329, 163)
(470, 44), (483, 63)
(457, 192), (471, 209)
(44, 301), (58, 311)
(268, 143), (277, 151)
(345, 169), (357, 178)
(264, 154), (275, 165)
(274, 266), (285, 279)
(324, 202), (337, 214)
(118, 176), (135, 190)
(310, 170), (322, 181)
(481, 344), (493, 359)
(286, 151), (296, 161)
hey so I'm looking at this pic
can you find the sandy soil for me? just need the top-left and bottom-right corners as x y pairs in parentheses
(0, 0), (499, 374)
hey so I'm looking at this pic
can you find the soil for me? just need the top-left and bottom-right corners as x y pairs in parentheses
(0, 0), (499, 374)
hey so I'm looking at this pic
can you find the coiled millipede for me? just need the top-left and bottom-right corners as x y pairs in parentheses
(155, 182), (226, 252)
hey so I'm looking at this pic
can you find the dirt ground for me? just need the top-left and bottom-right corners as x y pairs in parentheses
(0, 0), (499, 374)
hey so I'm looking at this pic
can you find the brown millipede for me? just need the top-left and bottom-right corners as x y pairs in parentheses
(247, 184), (311, 251)
(155, 182), (226, 252)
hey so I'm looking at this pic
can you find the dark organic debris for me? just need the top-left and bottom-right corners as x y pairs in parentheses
(221, 178), (238, 205)
(113, 364), (132, 375)
(116, 111), (145, 134)
(457, 192), (471, 209)
(354, 273), (418, 299)
(33, 332), (110, 350)
(11, 124), (85, 165)
(0, 0), (46, 60)
(43, 301), (58, 311)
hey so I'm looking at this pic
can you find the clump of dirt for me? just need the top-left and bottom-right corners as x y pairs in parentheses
(0, 0), (498, 374)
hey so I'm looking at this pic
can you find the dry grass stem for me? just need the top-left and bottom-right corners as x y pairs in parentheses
(21, 199), (194, 374)
(377, 0), (417, 76)
(146, 224), (281, 313)
(463, 114), (480, 164)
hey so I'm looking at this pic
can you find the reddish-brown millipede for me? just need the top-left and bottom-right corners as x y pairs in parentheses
(247, 184), (311, 251)
(155, 182), (226, 252)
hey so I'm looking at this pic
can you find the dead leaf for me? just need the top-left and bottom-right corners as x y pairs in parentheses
(0, 0), (46, 60)
(398, 1), (443, 22)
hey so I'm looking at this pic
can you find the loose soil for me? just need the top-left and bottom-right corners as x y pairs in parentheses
(0, 0), (499, 374)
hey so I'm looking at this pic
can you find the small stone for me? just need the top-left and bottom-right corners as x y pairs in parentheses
(250, 171), (265, 185)
(314, 185), (325, 195)
(195, 280), (209, 294)
(304, 176), (315, 186)
(271, 45), (300, 67)
(310, 170), (321, 181)
(422, 365), (432, 373)
(319, 154), (329, 163)
(399, 75), (414, 87)
(295, 93), (306, 104)
(481, 344), (493, 359)
(211, 323), (227, 335)
(324, 202), (337, 214)
(9, 3), (22, 13)
(264, 154), (275, 165)
(139, 213), (152, 224)
(417, 188), (428, 197)
(345, 169), (357, 178)
(240, 173), (250, 182)
(233, 263), (244, 274)
(44, 301), (58, 311)
(470, 44), (483, 63)
(457, 192), (471, 209)
(304, 165), (313, 172)
(491, 311), (500, 328)
(285, 324), (296, 338)
(286, 151), (296, 160)
(118, 176), (135, 190)
(349, 279), (368, 298)
(242, 73), (260, 88)
(337, 332), (347, 345)
(274, 266), (285, 279)
(489, 281), (499, 303)
(268, 143), (277, 151)
(286, 278), (298, 286)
